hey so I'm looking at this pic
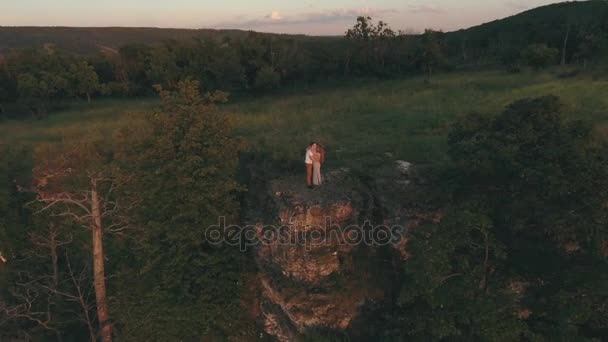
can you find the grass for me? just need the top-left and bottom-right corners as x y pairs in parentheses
(2, 69), (607, 169)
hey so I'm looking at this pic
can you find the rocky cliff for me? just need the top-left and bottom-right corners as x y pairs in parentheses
(243, 161), (440, 341)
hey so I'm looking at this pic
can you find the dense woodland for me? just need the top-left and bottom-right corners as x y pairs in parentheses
(1, 1), (608, 119)
(2, 1), (608, 341)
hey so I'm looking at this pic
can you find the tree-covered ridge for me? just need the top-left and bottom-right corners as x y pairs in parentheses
(445, 0), (608, 66)
(0, 27), (291, 55)
(1, 2), (607, 120)
(1, 1), (606, 56)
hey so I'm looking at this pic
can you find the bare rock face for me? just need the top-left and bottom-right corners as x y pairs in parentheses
(244, 162), (440, 341)
(251, 171), (384, 340)
(257, 173), (359, 284)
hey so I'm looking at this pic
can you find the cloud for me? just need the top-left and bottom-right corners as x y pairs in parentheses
(215, 7), (398, 30)
(267, 10), (283, 21)
(407, 5), (445, 14)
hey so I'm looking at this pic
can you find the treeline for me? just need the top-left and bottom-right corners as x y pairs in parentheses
(445, 0), (608, 69)
(2, 1), (608, 119)
(0, 20), (431, 119)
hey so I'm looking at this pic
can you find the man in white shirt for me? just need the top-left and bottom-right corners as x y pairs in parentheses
(305, 142), (316, 189)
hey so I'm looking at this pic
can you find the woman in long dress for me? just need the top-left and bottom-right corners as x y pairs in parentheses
(312, 144), (324, 186)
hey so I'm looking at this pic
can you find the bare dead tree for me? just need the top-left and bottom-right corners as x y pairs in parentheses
(31, 174), (128, 342)
(40, 253), (96, 342)
(29, 223), (72, 288)
(28, 141), (134, 342)
(561, 23), (571, 66)
(0, 272), (60, 339)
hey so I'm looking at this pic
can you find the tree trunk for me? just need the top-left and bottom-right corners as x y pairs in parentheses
(461, 39), (467, 61)
(344, 50), (352, 76)
(482, 232), (489, 294)
(87, 92), (91, 103)
(90, 180), (112, 342)
(561, 24), (570, 66)
(50, 224), (58, 288)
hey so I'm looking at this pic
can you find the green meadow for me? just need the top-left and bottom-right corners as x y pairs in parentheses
(3, 69), (608, 168)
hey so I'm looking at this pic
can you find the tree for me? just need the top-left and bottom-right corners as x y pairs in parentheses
(117, 44), (151, 95)
(345, 16), (398, 76)
(5, 48), (75, 118)
(0, 65), (17, 115)
(17, 71), (69, 119)
(418, 29), (444, 82)
(575, 32), (606, 69)
(346, 16), (374, 41)
(111, 80), (252, 339)
(445, 96), (608, 338)
(521, 43), (558, 70)
(254, 66), (280, 90)
(31, 135), (128, 342)
(390, 96), (608, 341)
(239, 32), (273, 88)
(145, 42), (182, 89)
(69, 60), (100, 103)
(500, 47), (522, 72)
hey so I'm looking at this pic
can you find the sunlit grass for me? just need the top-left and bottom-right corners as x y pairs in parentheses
(2, 69), (607, 169)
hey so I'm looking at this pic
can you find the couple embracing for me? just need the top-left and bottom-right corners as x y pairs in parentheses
(305, 142), (325, 189)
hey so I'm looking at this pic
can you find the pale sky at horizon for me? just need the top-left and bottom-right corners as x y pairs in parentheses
(1, 0), (569, 35)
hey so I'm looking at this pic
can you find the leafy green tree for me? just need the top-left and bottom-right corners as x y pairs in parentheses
(522, 43), (559, 70)
(17, 71), (69, 119)
(0, 65), (17, 115)
(391, 96), (608, 341)
(346, 16), (398, 76)
(500, 47), (522, 72)
(239, 32), (273, 88)
(273, 38), (313, 82)
(4, 48), (75, 118)
(448, 96), (608, 339)
(145, 42), (182, 89)
(575, 32), (606, 69)
(417, 29), (444, 82)
(117, 44), (151, 95)
(206, 40), (246, 91)
(346, 16), (375, 41)
(111, 80), (252, 340)
(254, 66), (281, 90)
(69, 60), (101, 103)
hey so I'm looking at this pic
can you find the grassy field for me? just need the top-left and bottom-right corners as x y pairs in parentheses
(2, 69), (607, 169)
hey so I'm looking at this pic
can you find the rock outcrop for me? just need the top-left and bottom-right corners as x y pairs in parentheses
(251, 171), (379, 340)
(243, 161), (440, 341)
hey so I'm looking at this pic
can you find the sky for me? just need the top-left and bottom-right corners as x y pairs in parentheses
(1, 0), (568, 35)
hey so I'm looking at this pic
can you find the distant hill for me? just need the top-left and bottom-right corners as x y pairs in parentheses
(0, 1), (607, 56)
(0, 27), (308, 55)
(447, 0), (608, 48)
